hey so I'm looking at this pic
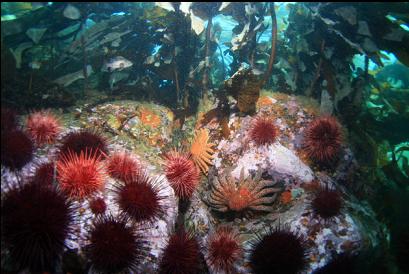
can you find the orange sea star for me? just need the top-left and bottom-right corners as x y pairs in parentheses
(208, 168), (281, 213)
(190, 128), (215, 174)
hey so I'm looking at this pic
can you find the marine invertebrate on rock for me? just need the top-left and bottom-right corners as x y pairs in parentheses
(207, 226), (242, 273)
(139, 107), (161, 128)
(59, 129), (109, 159)
(87, 215), (146, 274)
(89, 197), (107, 215)
(113, 171), (167, 223)
(107, 151), (141, 182)
(26, 110), (61, 146)
(256, 95), (275, 109)
(190, 128), (215, 174)
(33, 161), (56, 185)
(57, 149), (107, 199)
(303, 116), (342, 164)
(208, 168), (281, 213)
(159, 229), (201, 274)
(164, 150), (200, 199)
(311, 187), (343, 220)
(1, 107), (18, 132)
(1, 181), (74, 272)
(1, 129), (34, 170)
(249, 226), (308, 274)
(248, 116), (278, 146)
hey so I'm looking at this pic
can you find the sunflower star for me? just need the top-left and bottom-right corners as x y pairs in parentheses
(208, 168), (281, 213)
(190, 128), (215, 174)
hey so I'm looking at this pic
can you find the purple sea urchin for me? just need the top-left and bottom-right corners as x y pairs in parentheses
(114, 171), (167, 223)
(32, 162), (56, 185)
(59, 129), (109, 159)
(311, 187), (343, 220)
(207, 226), (242, 273)
(87, 215), (146, 274)
(1, 107), (18, 132)
(1, 129), (34, 170)
(249, 226), (309, 274)
(159, 229), (201, 274)
(1, 181), (74, 272)
(89, 197), (107, 215)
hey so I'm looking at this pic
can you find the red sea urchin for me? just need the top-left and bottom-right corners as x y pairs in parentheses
(114, 171), (167, 223)
(57, 149), (107, 199)
(311, 187), (343, 220)
(26, 110), (61, 146)
(107, 151), (141, 182)
(249, 116), (278, 146)
(303, 116), (342, 164)
(207, 226), (242, 273)
(87, 215), (146, 274)
(249, 226), (309, 274)
(164, 150), (200, 199)
(59, 129), (109, 159)
(1, 129), (34, 170)
(1, 181), (74, 272)
(159, 229), (201, 274)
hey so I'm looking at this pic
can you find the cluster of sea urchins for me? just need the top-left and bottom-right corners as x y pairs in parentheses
(0, 109), (155, 272)
(0, 107), (351, 274)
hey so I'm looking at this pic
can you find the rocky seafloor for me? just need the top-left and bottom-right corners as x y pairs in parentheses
(1, 91), (386, 274)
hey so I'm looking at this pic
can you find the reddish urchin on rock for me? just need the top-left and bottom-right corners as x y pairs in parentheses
(207, 226), (242, 273)
(59, 129), (109, 159)
(249, 116), (278, 146)
(1, 181), (75, 272)
(303, 116), (342, 164)
(164, 150), (200, 199)
(26, 110), (61, 146)
(89, 197), (107, 215)
(32, 162), (56, 186)
(159, 229), (201, 274)
(114, 171), (167, 223)
(249, 226), (309, 274)
(1, 129), (34, 170)
(311, 187), (343, 220)
(57, 149), (107, 199)
(107, 151), (141, 182)
(87, 215), (146, 274)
